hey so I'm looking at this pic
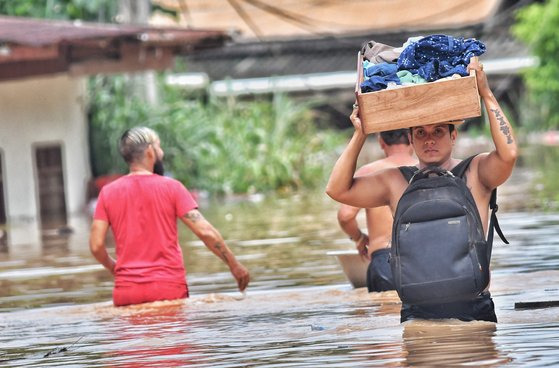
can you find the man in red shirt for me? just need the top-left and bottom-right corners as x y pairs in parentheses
(89, 126), (250, 306)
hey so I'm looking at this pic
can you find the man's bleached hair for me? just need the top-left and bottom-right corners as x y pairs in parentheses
(119, 126), (159, 164)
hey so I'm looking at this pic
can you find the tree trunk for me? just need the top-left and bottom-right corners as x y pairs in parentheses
(118, 0), (159, 106)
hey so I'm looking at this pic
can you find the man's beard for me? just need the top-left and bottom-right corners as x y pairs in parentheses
(153, 159), (165, 176)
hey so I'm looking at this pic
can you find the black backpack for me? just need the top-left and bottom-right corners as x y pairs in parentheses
(390, 155), (508, 305)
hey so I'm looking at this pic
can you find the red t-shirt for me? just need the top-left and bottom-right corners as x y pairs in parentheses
(94, 174), (198, 285)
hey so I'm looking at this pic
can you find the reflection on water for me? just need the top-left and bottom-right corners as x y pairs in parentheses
(401, 321), (507, 366)
(2, 273), (559, 367)
(1, 145), (559, 366)
(522, 145), (559, 210)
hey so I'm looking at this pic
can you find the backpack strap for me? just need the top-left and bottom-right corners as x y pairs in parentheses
(488, 187), (509, 245)
(400, 156), (508, 252)
(452, 155), (509, 256)
(451, 154), (476, 178)
(400, 155), (476, 182)
(410, 166), (454, 183)
(398, 166), (418, 183)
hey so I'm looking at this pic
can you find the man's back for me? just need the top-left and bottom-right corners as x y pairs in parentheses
(94, 174), (197, 284)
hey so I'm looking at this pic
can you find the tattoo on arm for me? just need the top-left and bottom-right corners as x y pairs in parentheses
(184, 211), (231, 265)
(185, 210), (203, 222)
(490, 108), (514, 144)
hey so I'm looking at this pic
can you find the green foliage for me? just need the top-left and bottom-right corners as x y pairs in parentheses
(513, 0), (559, 129)
(2, 0), (346, 195)
(0, 0), (118, 22)
(88, 75), (346, 194)
(523, 145), (559, 210)
(88, 76), (153, 176)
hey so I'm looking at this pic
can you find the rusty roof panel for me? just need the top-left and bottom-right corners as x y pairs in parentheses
(0, 16), (229, 48)
(0, 16), (229, 81)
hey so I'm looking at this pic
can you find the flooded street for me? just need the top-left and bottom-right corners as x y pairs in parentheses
(1, 145), (559, 367)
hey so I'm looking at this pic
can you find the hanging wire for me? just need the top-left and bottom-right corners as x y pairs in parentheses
(227, 0), (265, 40)
(178, 0), (193, 28)
(242, 0), (371, 29)
(385, 0), (486, 30)
(240, 0), (331, 36)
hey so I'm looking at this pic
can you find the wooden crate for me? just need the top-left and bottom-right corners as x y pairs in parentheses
(355, 52), (481, 134)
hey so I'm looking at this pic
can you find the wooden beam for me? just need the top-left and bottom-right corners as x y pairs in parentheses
(0, 59), (67, 81)
(0, 44), (60, 62)
(66, 39), (120, 61)
(69, 46), (174, 76)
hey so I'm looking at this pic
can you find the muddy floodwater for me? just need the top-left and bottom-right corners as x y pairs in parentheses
(1, 144), (559, 367)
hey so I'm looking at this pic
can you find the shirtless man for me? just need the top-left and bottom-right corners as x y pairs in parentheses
(337, 129), (416, 292)
(326, 59), (517, 322)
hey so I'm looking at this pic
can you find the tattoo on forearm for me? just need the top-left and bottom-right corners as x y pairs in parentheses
(214, 242), (230, 263)
(490, 108), (514, 144)
(185, 210), (203, 222)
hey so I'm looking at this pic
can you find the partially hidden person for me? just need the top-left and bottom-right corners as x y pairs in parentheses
(337, 129), (416, 292)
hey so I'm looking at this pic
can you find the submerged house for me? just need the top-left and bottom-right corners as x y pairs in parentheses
(0, 16), (229, 246)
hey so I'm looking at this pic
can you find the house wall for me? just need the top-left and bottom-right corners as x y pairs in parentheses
(0, 74), (91, 225)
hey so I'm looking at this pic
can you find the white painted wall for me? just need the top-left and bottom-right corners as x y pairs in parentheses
(0, 74), (91, 226)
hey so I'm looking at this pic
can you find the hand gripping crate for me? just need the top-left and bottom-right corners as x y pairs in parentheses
(355, 52), (481, 134)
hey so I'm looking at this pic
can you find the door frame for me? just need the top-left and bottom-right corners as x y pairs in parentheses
(0, 148), (7, 225)
(32, 141), (68, 228)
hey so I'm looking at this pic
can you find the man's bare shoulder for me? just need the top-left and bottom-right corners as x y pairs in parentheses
(355, 164), (403, 182)
(471, 152), (490, 164)
(456, 153), (488, 175)
(355, 156), (416, 176)
(464, 153), (492, 189)
(386, 154), (418, 168)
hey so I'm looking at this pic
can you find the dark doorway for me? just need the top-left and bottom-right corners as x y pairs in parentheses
(35, 145), (67, 229)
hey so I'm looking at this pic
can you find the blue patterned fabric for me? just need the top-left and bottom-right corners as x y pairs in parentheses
(396, 34), (486, 82)
(363, 61), (398, 78)
(360, 62), (401, 92)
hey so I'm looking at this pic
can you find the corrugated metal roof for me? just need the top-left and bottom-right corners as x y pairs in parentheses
(0, 17), (137, 46)
(0, 16), (230, 81)
(0, 16), (228, 47)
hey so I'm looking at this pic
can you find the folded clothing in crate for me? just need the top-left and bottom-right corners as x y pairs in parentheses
(360, 34), (486, 93)
(356, 34), (484, 134)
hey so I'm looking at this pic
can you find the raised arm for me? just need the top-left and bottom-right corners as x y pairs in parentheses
(468, 59), (518, 189)
(180, 209), (250, 291)
(326, 106), (392, 208)
(89, 219), (116, 275)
